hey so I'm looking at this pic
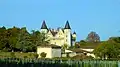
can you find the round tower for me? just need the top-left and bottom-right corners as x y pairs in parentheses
(72, 32), (77, 46)
(64, 20), (71, 47)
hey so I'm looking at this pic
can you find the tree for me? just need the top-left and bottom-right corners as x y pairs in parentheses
(109, 37), (120, 43)
(93, 41), (120, 59)
(79, 40), (86, 45)
(0, 26), (7, 50)
(16, 27), (32, 52)
(0, 26), (49, 52)
(7, 26), (20, 51)
(30, 30), (49, 52)
(86, 31), (100, 42)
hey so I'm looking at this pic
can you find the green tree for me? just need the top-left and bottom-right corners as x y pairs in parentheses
(7, 26), (20, 51)
(0, 26), (11, 51)
(93, 41), (120, 59)
(109, 37), (120, 43)
(16, 27), (32, 52)
(30, 30), (49, 52)
(79, 40), (86, 45)
(0, 26), (49, 52)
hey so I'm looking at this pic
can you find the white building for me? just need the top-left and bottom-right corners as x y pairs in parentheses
(37, 44), (61, 58)
(40, 20), (76, 47)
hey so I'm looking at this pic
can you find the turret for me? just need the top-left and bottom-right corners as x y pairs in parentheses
(72, 32), (76, 40)
(40, 20), (48, 33)
(72, 31), (77, 46)
(64, 20), (71, 47)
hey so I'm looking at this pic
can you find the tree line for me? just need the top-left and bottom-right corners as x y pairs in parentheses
(93, 37), (120, 59)
(1, 26), (120, 59)
(75, 31), (120, 59)
(0, 26), (47, 52)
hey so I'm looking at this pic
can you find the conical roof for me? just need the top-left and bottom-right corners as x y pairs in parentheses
(73, 31), (76, 34)
(64, 20), (71, 29)
(41, 20), (48, 29)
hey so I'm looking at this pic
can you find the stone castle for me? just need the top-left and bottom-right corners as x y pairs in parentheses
(40, 20), (76, 47)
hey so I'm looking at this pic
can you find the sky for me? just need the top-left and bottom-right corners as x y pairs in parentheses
(0, 0), (120, 41)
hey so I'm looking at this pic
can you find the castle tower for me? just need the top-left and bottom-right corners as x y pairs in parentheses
(40, 20), (48, 33)
(64, 20), (71, 47)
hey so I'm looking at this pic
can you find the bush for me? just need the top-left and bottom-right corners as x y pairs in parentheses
(24, 56), (28, 58)
(10, 52), (16, 58)
(34, 53), (38, 58)
(40, 52), (47, 58)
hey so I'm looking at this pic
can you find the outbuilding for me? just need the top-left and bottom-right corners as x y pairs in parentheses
(37, 44), (61, 58)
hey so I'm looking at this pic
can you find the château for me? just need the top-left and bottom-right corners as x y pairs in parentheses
(40, 20), (76, 47)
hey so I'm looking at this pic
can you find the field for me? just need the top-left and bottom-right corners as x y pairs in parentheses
(0, 52), (120, 67)
(0, 58), (119, 67)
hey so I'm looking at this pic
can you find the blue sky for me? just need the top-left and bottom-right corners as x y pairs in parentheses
(0, 0), (120, 41)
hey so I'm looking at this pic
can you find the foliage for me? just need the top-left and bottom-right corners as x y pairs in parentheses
(10, 52), (16, 58)
(0, 52), (36, 58)
(86, 31), (100, 42)
(62, 44), (68, 49)
(0, 26), (49, 52)
(93, 41), (120, 59)
(33, 53), (39, 58)
(74, 41), (100, 49)
(72, 54), (94, 60)
(79, 40), (86, 45)
(40, 52), (47, 58)
(24, 56), (28, 58)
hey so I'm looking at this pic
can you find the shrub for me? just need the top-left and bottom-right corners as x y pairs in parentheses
(40, 52), (47, 58)
(10, 52), (16, 58)
(24, 56), (28, 58)
(34, 53), (38, 58)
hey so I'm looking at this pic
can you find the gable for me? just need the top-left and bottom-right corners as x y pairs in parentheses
(47, 30), (53, 37)
(56, 29), (64, 37)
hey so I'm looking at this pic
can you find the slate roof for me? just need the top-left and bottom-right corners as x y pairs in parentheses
(48, 28), (64, 36)
(73, 32), (76, 34)
(41, 20), (48, 29)
(50, 30), (58, 36)
(64, 20), (71, 29)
